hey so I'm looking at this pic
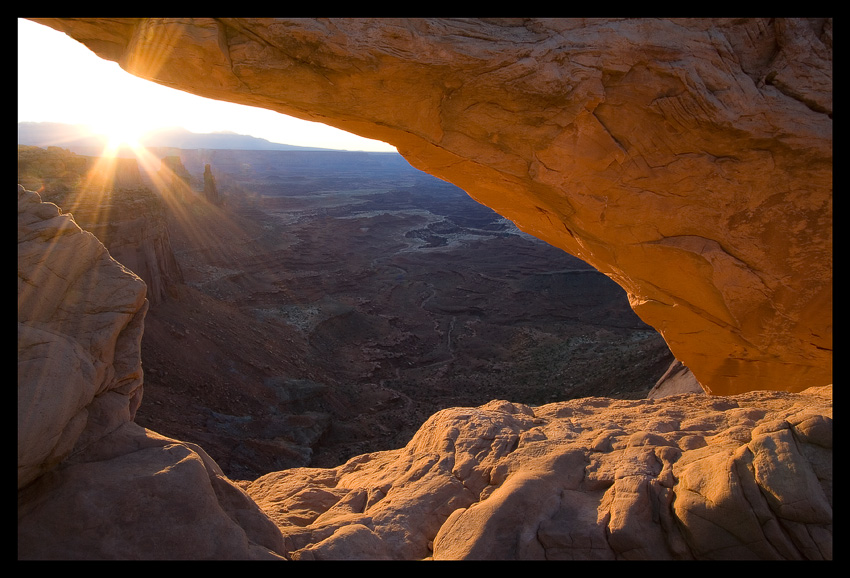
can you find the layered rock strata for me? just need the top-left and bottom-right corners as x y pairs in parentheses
(30, 17), (833, 395)
(57, 187), (184, 306)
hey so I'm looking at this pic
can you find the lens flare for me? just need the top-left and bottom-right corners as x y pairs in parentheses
(91, 117), (149, 157)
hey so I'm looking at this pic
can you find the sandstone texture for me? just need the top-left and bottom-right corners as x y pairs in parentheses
(245, 387), (832, 560)
(17, 186), (286, 559)
(18, 146), (185, 305)
(647, 359), (705, 399)
(18, 17), (833, 560)
(16, 182), (833, 559)
(51, 187), (184, 306)
(18, 185), (147, 488)
(30, 17), (833, 395)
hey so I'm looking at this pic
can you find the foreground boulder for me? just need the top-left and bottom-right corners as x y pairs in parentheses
(18, 185), (148, 489)
(17, 423), (286, 560)
(17, 187), (285, 559)
(30, 17), (833, 395)
(247, 389), (832, 560)
(18, 17), (833, 560)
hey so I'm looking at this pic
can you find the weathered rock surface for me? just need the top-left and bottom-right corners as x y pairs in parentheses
(17, 182), (832, 559)
(17, 186), (286, 559)
(245, 387), (832, 560)
(30, 17), (833, 395)
(18, 185), (148, 488)
(647, 359), (705, 399)
(17, 422), (287, 560)
(18, 146), (185, 305)
(18, 18), (834, 561)
(58, 187), (184, 306)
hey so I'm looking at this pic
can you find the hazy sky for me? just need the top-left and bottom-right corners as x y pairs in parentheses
(17, 18), (397, 152)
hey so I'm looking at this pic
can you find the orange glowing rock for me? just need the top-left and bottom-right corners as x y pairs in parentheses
(30, 18), (832, 395)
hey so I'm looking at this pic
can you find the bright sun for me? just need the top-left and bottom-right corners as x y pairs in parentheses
(94, 116), (150, 156)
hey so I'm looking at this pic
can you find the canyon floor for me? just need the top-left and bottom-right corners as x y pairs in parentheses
(134, 150), (674, 480)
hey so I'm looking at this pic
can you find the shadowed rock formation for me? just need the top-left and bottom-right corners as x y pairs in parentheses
(16, 155), (832, 561)
(16, 189), (832, 558)
(157, 155), (193, 202)
(30, 17), (832, 395)
(18, 146), (184, 306)
(18, 186), (286, 559)
(203, 163), (222, 205)
(18, 18), (832, 560)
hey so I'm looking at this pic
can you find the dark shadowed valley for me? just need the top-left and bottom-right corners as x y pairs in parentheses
(17, 19), (831, 561)
(19, 141), (673, 479)
(132, 148), (673, 478)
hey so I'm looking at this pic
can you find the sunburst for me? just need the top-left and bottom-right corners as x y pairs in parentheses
(93, 117), (150, 157)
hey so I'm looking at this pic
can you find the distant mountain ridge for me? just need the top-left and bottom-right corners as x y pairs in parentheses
(18, 121), (342, 156)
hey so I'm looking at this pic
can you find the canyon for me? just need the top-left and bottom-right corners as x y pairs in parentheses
(19, 141), (677, 477)
(18, 18), (831, 560)
(30, 17), (832, 396)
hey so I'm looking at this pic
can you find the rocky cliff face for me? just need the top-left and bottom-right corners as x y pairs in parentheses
(202, 163), (222, 205)
(18, 144), (93, 193)
(18, 18), (832, 560)
(30, 17), (833, 396)
(19, 146), (184, 306)
(15, 185), (833, 560)
(17, 186), (286, 559)
(157, 155), (194, 202)
(18, 185), (148, 489)
(57, 188), (184, 307)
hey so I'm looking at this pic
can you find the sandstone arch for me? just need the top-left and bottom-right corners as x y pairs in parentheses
(29, 17), (832, 395)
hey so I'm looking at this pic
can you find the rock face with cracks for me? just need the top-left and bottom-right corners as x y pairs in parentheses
(16, 180), (832, 560)
(246, 389), (832, 560)
(18, 186), (148, 489)
(18, 187), (287, 559)
(30, 17), (832, 395)
(18, 17), (833, 560)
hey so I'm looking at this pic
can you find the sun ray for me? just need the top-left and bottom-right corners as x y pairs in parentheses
(91, 117), (149, 158)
